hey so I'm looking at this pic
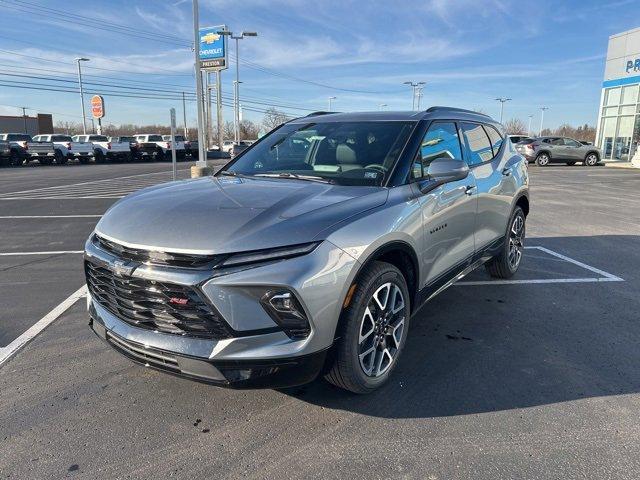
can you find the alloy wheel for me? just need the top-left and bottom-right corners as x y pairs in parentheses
(585, 154), (598, 166)
(508, 213), (525, 269)
(358, 282), (406, 377)
(537, 154), (549, 166)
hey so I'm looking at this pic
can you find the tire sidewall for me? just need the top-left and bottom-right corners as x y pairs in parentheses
(505, 207), (526, 274)
(536, 153), (549, 166)
(342, 266), (410, 391)
(585, 153), (598, 166)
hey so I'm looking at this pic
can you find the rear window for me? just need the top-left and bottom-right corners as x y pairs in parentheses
(89, 135), (108, 142)
(119, 137), (134, 142)
(518, 138), (535, 145)
(484, 125), (504, 157)
(148, 135), (163, 141)
(6, 134), (32, 141)
(52, 135), (72, 142)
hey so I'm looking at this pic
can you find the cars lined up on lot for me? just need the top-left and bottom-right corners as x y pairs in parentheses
(514, 136), (602, 166)
(0, 132), (205, 167)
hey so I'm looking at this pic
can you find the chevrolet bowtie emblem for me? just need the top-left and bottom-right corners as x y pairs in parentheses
(111, 259), (138, 277)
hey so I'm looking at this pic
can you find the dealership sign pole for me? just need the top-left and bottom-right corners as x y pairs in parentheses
(198, 24), (228, 156)
(170, 108), (177, 181)
(191, 0), (207, 167)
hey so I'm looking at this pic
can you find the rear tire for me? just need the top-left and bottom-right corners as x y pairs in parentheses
(55, 150), (68, 165)
(9, 151), (21, 167)
(485, 206), (526, 279)
(325, 261), (410, 394)
(94, 150), (106, 164)
(535, 153), (550, 166)
(584, 152), (599, 166)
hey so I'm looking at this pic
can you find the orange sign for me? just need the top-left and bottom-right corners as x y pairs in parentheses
(91, 95), (105, 119)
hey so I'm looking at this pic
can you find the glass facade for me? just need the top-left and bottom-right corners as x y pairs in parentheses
(598, 84), (640, 161)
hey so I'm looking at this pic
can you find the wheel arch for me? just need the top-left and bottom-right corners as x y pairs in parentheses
(584, 150), (600, 160)
(515, 194), (529, 217)
(536, 149), (552, 159)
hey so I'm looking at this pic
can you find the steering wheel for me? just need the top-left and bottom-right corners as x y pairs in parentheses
(364, 164), (386, 172)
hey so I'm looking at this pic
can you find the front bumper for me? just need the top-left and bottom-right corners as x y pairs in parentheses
(85, 238), (358, 387)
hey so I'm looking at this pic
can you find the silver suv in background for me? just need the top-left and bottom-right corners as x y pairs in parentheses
(85, 107), (529, 394)
(516, 136), (601, 166)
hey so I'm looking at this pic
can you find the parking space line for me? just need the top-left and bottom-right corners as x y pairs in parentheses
(0, 215), (102, 219)
(456, 246), (624, 286)
(0, 250), (84, 256)
(0, 285), (87, 367)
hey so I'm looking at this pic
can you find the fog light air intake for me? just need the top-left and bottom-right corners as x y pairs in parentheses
(260, 289), (311, 340)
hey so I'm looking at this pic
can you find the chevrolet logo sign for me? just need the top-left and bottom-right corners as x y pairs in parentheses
(110, 259), (138, 277)
(201, 32), (220, 44)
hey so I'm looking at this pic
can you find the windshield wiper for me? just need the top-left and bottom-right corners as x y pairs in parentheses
(254, 172), (333, 184)
(218, 170), (253, 178)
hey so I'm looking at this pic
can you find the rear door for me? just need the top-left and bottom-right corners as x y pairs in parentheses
(413, 121), (478, 286)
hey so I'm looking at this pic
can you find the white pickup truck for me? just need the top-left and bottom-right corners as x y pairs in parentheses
(73, 134), (131, 163)
(134, 133), (185, 161)
(32, 134), (93, 164)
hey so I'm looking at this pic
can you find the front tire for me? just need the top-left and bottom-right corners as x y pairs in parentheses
(584, 152), (599, 166)
(325, 261), (410, 394)
(485, 206), (526, 279)
(535, 153), (550, 166)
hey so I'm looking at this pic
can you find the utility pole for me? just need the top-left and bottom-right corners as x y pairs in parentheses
(328, 96), (336, 111)
(216, 70), (223, 150)
(182, 91), (188, 138)
(404, 81), (425, 111)
(416, 85), (425, 110)
(75, 57), (89, 134)
(527, 114), (533, 136)
(540, 107), (549, 135)
(192, 0), (206, 166)
(218, 30), (257, 144)
(21, 106), (27, 133)
(495, 97), (512, 123)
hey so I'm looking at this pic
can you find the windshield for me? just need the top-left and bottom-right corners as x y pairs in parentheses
(224, 121), (415, 186)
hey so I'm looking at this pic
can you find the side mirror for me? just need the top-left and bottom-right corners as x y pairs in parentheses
(427, 157), (469, 182)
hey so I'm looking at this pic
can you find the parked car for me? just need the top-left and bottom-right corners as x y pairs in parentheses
(109, 136), (139, 160)
(220, 140), (235, 153)
(516, 136), (601, 166)
(32, 134), (93, 164)
(73, 134), (131, 163)
(134, 134), (184, 161)
(161, 135), (188, 160)
(0, 139), (10, 166)
(230, 142), (250, 159)
(508, 134), (532, 144)
(85, 107), (529, 393)
(0, 133), (55, 166)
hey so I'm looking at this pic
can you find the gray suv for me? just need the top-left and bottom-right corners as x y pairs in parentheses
(85, 107), (529, 394)
(516, 136), (601, 166)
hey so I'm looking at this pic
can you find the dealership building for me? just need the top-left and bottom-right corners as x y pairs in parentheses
(596, 27), (640, 162)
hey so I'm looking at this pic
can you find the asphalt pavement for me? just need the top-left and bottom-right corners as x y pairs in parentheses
(1, 163), (639, 479)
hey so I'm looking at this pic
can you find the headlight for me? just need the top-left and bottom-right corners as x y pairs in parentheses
(260, 289), (310, 339)
(220, 242), (319, 267)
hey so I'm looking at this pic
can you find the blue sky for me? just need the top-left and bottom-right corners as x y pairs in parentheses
(1, 0), (639, 131)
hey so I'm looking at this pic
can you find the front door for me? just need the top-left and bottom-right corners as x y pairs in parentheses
(413, 121), (477, 288)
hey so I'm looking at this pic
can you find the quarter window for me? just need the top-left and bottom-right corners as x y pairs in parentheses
(484, 125), (504, 158)
(460, 122), (493, 166)
(412, 121), (462, 179)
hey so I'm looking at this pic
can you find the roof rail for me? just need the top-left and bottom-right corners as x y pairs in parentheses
(305, 111), (337, 117)
(425, 106), (491, 118)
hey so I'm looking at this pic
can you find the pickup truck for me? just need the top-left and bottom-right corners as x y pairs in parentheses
(32, 134), (93, 164)
(0, 133), (56, 166)
(109, 136), (139, 161)
(161, 135), (187, 160)
(134, 134), (185, 161)
(73, 134), (131, 163)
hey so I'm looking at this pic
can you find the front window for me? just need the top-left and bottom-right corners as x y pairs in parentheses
(224, 121), (415, 186)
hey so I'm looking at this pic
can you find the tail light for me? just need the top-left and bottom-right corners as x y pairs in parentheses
(66, 142), (72, 150)
(166, 142), (171, 149)
(21, 141), (28, 150)
(107, 142), (112, 150)
(525, 144), (534, 150)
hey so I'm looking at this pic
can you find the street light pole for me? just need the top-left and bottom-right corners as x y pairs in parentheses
(416, 85), (425, 110)
(328, 96), (336, 111)
(527, 114), (533, 137)
(404, 81), (425, 111)
(540, 106), (549, 135)
(75, 57), (89, 134)
(182, 91), (188, 138)
(21, 106), (27, 133)
(192, 0), (207, 166)
(219, 30), (257, 144)
(495, 97), (512, 123)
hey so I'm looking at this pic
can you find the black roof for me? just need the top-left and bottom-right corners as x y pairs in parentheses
(291, 106), (499, 126)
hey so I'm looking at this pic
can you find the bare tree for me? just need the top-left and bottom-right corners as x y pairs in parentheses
(240, 120), (260, 140)
(503, 118), (528, 135)
(262, 107), (289, 132)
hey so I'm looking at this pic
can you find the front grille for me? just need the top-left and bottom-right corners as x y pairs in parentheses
(85, 260), (232, 339)
(93, 234), (224, 269)
(106, 330), (180, 371)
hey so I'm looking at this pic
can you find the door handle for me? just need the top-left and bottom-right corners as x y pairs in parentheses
(465, 185), (477, 195)
(502, 167), (512, 176)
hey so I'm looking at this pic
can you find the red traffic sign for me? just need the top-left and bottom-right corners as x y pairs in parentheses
(91, 95), (105, 119)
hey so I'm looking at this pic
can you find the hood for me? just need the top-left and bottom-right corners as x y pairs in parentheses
(95, 176), (388, 254)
